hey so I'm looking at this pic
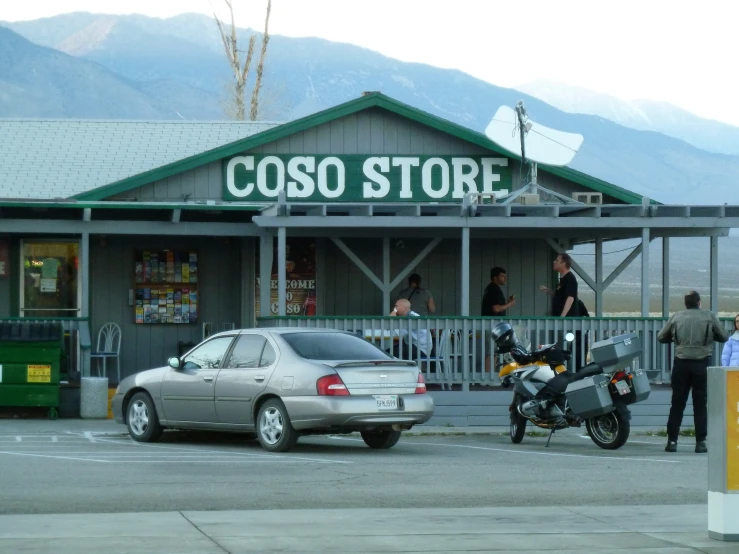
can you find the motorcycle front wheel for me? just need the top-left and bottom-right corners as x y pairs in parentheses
(510, 401), (527, 444)
(586, 405), (630, 450)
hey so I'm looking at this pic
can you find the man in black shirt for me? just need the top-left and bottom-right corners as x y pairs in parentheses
(482, 267), (515, 317)
(540, 253), (586, 367)
(482, 267), (515, 377)
(540, 254), (579, 317)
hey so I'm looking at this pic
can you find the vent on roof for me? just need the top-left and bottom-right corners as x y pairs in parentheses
(572, 192), (603, 205)
(362, 91), (380, 96)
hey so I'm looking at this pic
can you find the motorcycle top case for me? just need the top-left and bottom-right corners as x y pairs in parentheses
(565, 374), (614, 418)
(590, 332), (642, 374)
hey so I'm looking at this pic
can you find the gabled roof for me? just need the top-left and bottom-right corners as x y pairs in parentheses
(0, 119), (280, 199)
(71, 93), (650, 205)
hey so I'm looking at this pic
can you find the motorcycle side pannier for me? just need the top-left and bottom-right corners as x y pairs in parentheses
(565, 374), (614, 418)
(590, 332), (642, 373)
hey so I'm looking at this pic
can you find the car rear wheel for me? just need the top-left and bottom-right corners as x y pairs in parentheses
(257, 398), (299, 453)
(361, 430), (401, 449)
(126, 392), (163, 442)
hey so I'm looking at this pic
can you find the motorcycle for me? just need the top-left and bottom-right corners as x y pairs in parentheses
(492, 323), (651, 450)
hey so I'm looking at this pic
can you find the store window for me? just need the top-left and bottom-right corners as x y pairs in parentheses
(21, 241), (80, 317)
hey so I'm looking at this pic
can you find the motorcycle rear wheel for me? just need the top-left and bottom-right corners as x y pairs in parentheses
(586, 405), (630, 450)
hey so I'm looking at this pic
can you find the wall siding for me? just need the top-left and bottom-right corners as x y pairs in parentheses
(319, 237), (554, 317)
(90, 235), (245, 381)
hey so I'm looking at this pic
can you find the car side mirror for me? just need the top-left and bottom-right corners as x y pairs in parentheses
(564, 332), (575, 342)
(168, 357), (181, 370)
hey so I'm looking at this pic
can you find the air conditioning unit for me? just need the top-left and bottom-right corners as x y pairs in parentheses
(519, 193), (540, 205)
(572, 192), (603, 204)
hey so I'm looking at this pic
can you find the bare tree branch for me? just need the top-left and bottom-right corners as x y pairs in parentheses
(250, 0), (272, 121)
(214, 0), (272, 120)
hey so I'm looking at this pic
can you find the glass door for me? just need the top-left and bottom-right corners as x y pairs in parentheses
(20, 240), (81, 317)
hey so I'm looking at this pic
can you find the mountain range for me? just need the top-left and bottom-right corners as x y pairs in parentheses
(1, 12), (739, 206)
(517, 80), (739, 157)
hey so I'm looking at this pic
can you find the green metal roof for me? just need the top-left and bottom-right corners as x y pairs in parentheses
(0, 200), (266, 211)
(72, 93), (652, 205)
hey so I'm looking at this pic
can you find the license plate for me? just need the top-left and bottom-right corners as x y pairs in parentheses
(375, 395), (398, 410)
(615, 380), (631, 395)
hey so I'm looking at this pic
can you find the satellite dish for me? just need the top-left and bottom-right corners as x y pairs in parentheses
(484, 104), (583, 167)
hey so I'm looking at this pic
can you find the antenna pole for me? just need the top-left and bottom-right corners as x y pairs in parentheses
(515, 101), (528, 168)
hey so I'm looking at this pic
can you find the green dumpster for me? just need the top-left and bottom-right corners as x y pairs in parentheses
(0, 322), (64, 419)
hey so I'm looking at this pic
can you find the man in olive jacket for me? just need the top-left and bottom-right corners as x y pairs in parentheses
(658, 291), (728, 453)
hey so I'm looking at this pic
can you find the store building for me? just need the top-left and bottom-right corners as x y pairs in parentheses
(1, 93), (735, 425)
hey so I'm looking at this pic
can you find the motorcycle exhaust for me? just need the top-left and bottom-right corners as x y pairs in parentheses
(519, 399), (549, 418)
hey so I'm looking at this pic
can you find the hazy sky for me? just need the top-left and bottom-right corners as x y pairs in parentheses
(2, 0), (737, 126)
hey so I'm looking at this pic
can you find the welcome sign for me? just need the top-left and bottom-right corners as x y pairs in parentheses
(223, 154), (512, 202)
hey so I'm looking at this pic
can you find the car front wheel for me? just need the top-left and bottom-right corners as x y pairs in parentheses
(256, 398), (299, 453)
(361, 430), (401, 449)
(126, 392), (163, 442)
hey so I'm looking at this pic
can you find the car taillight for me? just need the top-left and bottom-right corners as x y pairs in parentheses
(316, 374), (349, 396)
(415, 372), (426, 394)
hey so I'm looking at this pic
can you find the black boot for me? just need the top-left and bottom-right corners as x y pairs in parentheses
(665, 440), (677, 452)
(695, 441), (707, 453)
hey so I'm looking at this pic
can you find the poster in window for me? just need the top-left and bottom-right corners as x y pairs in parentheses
(255, 238), (316, 318)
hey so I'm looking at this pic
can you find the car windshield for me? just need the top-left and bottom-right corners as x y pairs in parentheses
(281, 332), (392, 361)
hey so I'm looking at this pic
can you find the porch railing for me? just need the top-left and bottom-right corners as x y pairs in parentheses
(257, 316), (735, 389)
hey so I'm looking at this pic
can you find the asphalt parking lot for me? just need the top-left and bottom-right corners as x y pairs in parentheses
(0, 427), (708, 515)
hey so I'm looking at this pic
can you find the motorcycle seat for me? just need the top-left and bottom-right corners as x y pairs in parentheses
(571, 363), (603, 381)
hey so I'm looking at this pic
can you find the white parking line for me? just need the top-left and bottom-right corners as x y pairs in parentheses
(92, 436), (353, 464)
(577, 435), (666, 446)
(328, 435), (681, 463)
(0, 451), (111, 463)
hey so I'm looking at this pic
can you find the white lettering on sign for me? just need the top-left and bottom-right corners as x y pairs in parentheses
(226, 156), (255, 198)
(317, 157), (345, 198)
(226, 155), (509, 201)
(422, 158), (449, 199)
(287, 156), (316, 198)
(481, 158), (506, 194)
(363, 157), (391, 198)
(393, 157), (420, 199)
(452, 157), (479, 197)
(257, 156), (285, 197)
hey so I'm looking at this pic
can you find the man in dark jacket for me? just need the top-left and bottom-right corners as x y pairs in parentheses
(658, 290), (728, 453)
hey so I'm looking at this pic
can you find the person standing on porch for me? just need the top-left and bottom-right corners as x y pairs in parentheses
(540, 253), (578, 317)
(396, 273), (435, 317)
(658, 290), (728, 454)
(539, 253), (586, 368)
(481, 267), (515, 375)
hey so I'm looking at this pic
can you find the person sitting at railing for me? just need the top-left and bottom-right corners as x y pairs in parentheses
(388, 298), (431, 361)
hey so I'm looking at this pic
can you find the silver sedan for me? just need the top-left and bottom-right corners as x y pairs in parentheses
(111, 328), (435, 452)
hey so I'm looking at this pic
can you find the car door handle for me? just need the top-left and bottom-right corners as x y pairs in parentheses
(203, 376), (214, 383)
(254, 375), (265, 382)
